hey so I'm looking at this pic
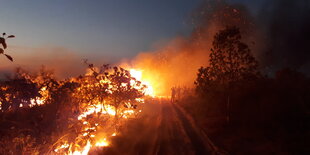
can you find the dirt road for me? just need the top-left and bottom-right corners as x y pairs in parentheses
(94, 99), (224, 155)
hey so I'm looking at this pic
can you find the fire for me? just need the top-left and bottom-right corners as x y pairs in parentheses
(1, 66), (150, 154)
(52, 67), (150, 154)
(54, 143), (69, 152)
(130, 69), (155, 97)
(71, 140), (91, 155)
(77, 104), (116, 120)
(95, 138), (109, 147)
(30, 86), (49, 107)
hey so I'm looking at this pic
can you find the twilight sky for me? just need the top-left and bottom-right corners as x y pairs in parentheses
(0, 0), (265, 77)
(0, 0), (201, 58)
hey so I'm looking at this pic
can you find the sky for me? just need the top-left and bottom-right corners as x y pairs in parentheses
(0, 0), (203, 59)
(0, 0), (266, 77)
(0, 0), (264, 57)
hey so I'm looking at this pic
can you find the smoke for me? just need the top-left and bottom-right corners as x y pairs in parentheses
(122, 0), (310, 96)
(0, 45), (120, 79)
(0, 46), (85, 79)
(257, 0), (310, 74)
(122, 0), (256, 96)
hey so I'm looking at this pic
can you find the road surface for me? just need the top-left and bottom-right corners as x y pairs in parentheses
(93, 99), (225, 155)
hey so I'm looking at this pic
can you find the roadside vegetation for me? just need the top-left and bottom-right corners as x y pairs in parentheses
(178, 26), (310, 154)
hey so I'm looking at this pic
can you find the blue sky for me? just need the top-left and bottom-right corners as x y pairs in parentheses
(0, 0), (264, 59)
(0, 0), (202, 59)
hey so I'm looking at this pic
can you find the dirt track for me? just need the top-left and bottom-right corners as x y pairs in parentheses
(93, 99), (224, 155)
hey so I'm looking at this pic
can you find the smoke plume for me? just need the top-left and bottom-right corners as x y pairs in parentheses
(122, 0), (256, 96)
(257, 0), (310, 74)
(0, 46), (85, 79)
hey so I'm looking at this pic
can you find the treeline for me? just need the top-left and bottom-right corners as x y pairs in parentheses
(179, 27), (310, 154)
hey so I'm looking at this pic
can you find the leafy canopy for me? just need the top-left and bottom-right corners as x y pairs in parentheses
(196, 26), (259, 93)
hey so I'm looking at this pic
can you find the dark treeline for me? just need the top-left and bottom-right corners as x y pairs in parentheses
(178, 26), (310, 154)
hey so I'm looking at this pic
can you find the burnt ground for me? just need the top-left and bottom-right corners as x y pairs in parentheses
(92, 99), (226, 155)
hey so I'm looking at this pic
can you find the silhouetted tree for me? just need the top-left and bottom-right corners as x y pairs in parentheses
(195, 26), (259, 123)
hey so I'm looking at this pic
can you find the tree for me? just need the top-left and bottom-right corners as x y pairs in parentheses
(0, 71), (41, 111)
(0, 67), (59, 111)
(209, 26), (258, 83)
(73, 61), (145, 122)
(53, 62), (146, 153)
(195, 26), (259, 123)
(0, 32), (15, 61)
(106, 66), (145, 121)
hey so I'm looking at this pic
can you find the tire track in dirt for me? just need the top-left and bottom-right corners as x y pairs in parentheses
(97, 99), (222, 155)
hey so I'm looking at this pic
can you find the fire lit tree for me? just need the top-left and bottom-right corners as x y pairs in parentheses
(106, 66), (145, 121)
(195, 26), (259, 123)
(0, 67), (59, 111)
(51, 62), (146, 154)
(0, 75), (40, 111)
(73, 61), (146, 122)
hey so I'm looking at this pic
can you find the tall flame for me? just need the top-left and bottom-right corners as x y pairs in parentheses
(130, 69), (155, 97)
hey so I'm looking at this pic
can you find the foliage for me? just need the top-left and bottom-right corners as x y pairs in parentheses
(0, 32), (15, 62)
(0, 71), (41, 111)
(0, 134), (40, 155)
(189, 26), (309, 154)
(49, 62), (146, 153)
(0, 63), (147, 154)
(181, 69), (310, 154)
(0, 67), (60, 111)
(78, 61), (145, 116)
(195, 26), (260, 123)
(195, 26), (259, 94)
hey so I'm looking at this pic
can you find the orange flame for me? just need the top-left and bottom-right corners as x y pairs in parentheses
(130, 69), (155, 97)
